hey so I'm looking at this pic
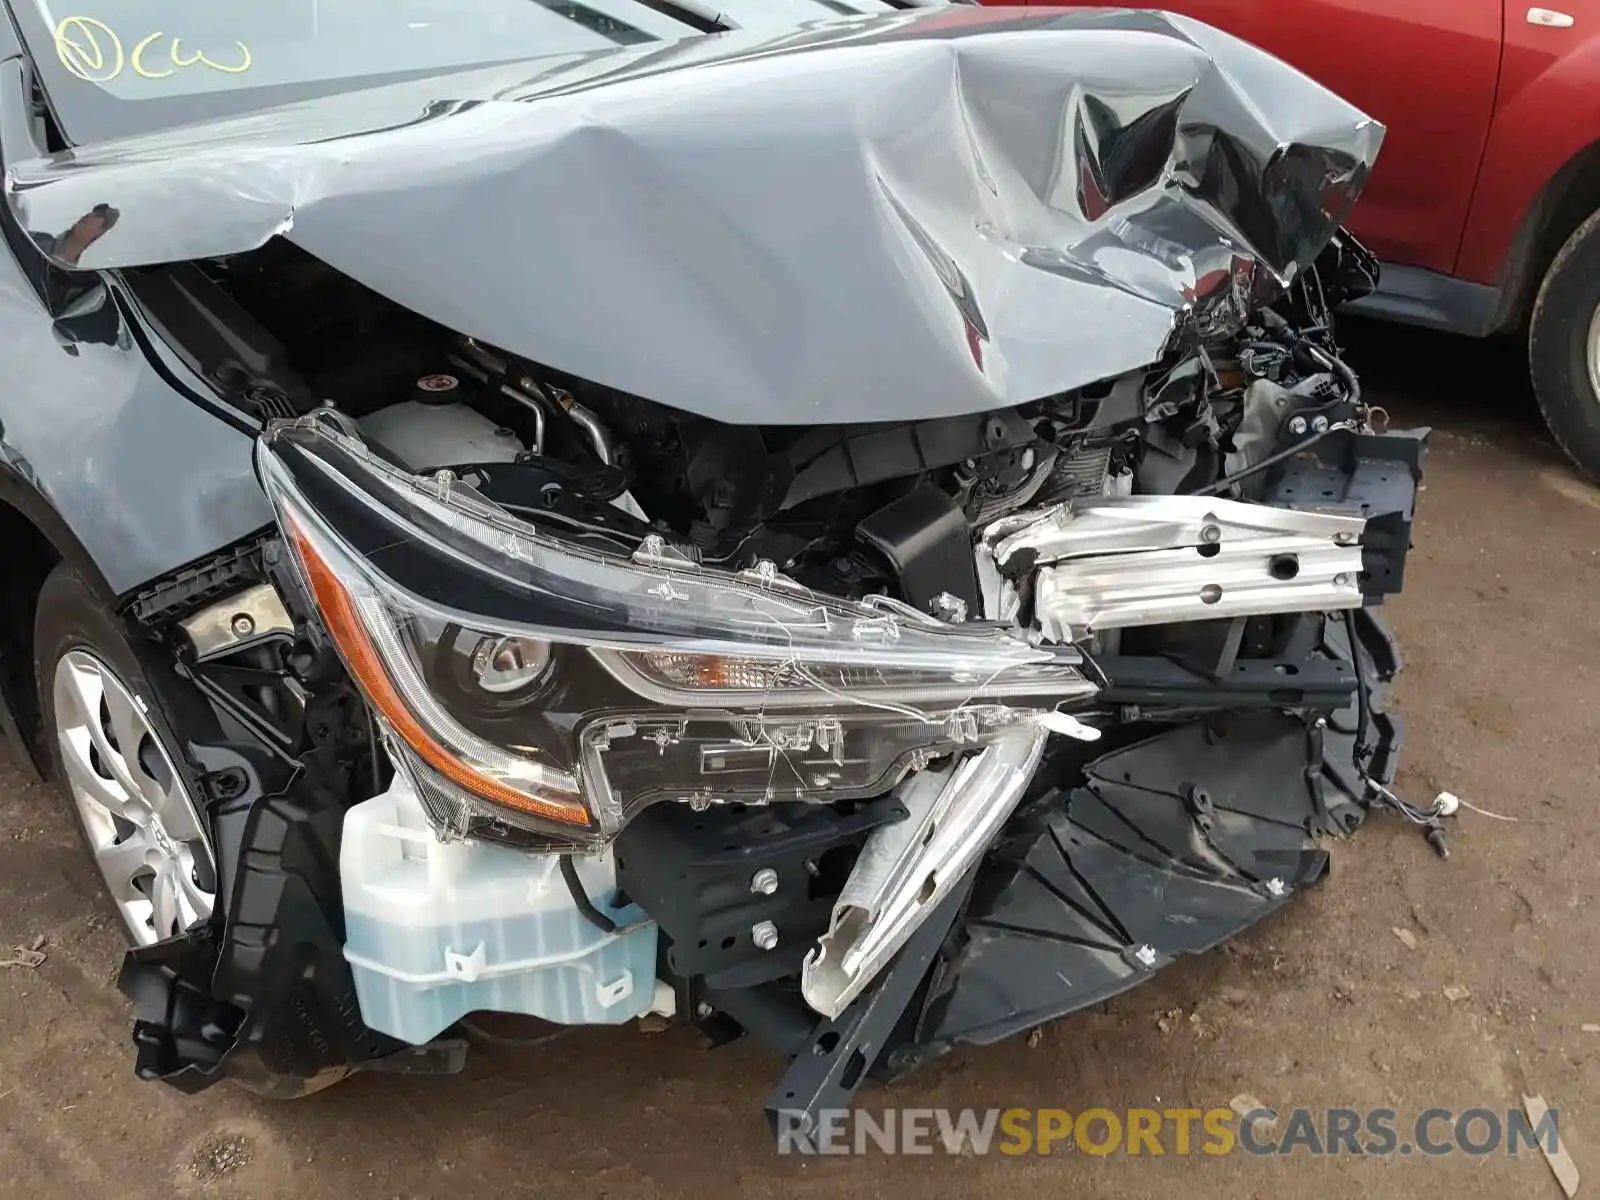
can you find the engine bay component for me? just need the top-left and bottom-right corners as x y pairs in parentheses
(987, 495), (1367, 639)
(779, 411), (1040, 510)
(359, 393), (525, 471)
(340, 773), (658, 1044)
(854, 485), (981, 616)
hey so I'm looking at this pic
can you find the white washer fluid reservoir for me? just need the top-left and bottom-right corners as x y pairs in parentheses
(341, 773), (658, 1045)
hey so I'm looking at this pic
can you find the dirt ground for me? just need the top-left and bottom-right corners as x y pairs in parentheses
(2, 323), (1597, 1199)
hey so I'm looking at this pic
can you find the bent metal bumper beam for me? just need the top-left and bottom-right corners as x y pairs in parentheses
(802, 497), (1370, 1019)
(801, 726), (1047, 1019)
(984, 496), (1368, 640)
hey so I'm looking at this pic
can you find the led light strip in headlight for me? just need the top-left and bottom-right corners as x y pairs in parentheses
(587, 644), (1088, 709)
(258, 417), (1097, 847)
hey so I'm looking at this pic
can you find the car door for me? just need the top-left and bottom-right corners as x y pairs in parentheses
(988, 0), (1503, 275)
(1454, 0), (1600, 285)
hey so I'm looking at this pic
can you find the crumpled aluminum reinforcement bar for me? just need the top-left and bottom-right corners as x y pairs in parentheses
(982, 495), (1367, 640)
(801, 726), (1047, 1019)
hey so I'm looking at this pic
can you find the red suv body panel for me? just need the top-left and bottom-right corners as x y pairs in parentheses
(1459, 7), (1600, 285)
(988, 1), (1600, 317)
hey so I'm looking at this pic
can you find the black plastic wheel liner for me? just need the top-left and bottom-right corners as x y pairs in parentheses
(120, 723), (401, 1091)
(910, 659), (1402, 1055)
(914, 719), (1324, 1052)
(205, 760), (402, 1081)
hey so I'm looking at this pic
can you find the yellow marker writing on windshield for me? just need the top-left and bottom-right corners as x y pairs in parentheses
(130, 32), (172, 79)
(170, 37), (252, 75)
(55, 15), (122, 83)
(54, 17), (252, 83)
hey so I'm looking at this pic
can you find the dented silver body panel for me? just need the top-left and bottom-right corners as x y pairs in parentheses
(10, 7), (1380, 425)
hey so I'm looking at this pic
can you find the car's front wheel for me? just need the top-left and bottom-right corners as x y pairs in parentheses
(1530, 208), (1600, 483)
(34, 564), (352, 1098)
(33, 564), (219, 945)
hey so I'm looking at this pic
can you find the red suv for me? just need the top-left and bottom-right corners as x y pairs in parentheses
(988, 0), (1600, 479)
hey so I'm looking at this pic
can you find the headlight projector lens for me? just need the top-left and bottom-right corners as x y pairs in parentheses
(471, 635), (552, 694)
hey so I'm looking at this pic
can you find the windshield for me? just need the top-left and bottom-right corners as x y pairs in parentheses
(16, 0), (857, 144)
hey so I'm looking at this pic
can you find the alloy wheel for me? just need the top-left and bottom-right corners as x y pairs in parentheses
(1588, 301), (1600, 404)
(52, 649), (217, 945)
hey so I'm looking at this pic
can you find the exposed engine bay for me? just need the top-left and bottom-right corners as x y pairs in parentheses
(119, 228), (1424, 1137)
(132, 229), (1402, 620)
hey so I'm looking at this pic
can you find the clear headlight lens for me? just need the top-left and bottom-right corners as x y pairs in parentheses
(259, 417), (1097, 848)
(283, 513), (590, 831)
(578, 707), (1029, 822)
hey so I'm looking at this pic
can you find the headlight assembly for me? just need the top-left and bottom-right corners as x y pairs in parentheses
(258, 418), (1097, 849)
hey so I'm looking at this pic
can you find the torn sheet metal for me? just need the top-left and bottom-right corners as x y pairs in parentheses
(9, 7), (1380, 425)
(986, 495), (1367, 638)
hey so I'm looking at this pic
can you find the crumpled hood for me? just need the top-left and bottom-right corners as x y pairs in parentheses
(8, 6), (1381, 424)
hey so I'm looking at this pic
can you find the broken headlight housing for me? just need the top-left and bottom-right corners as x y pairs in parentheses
(257, 418), (1096, 849)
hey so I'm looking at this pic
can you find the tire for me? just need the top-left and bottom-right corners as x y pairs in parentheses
(33, 563), (219, 945)
(32, 564), (344, 1100)
(1530, 208), (1600, 482)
